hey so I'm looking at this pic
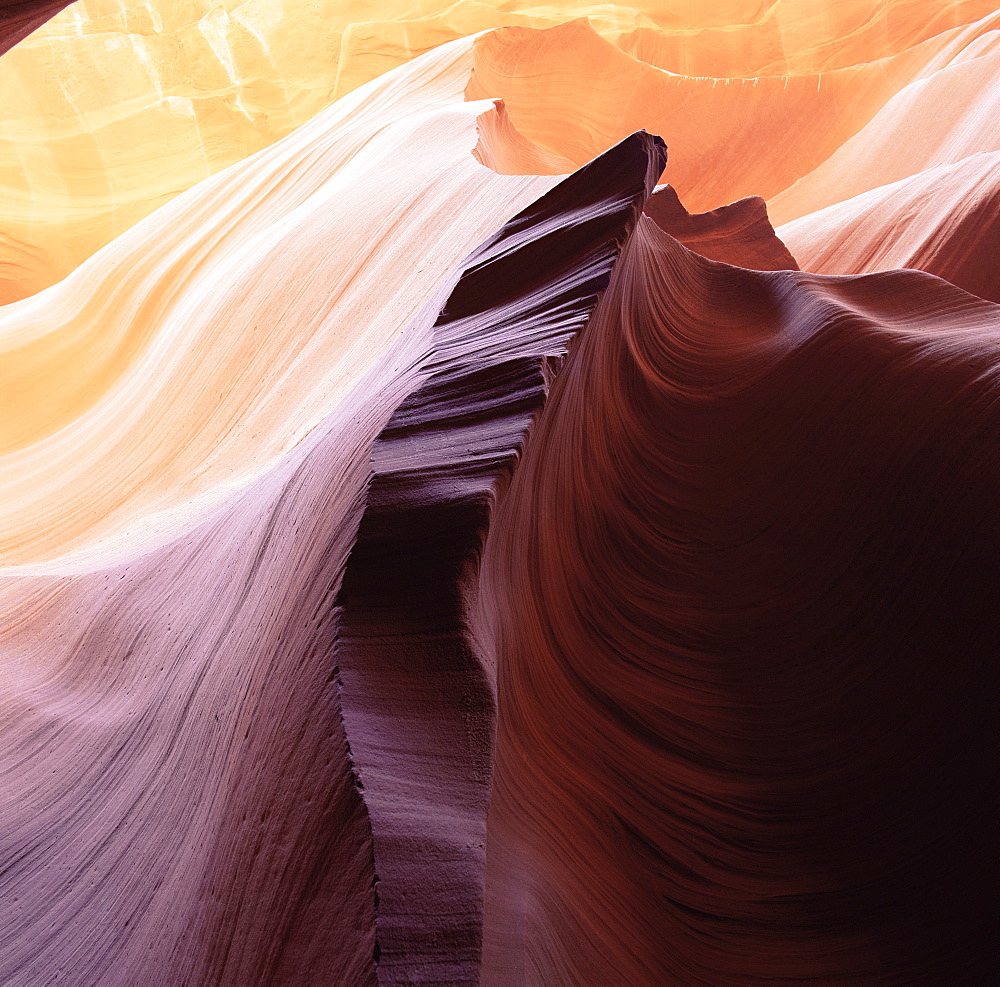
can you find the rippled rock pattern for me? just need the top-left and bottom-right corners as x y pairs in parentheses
(2, 2), (998, 984)
(480, 216), (999, 983)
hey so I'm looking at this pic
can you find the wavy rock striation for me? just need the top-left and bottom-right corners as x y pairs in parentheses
(0, 68), (665, 979)
(0, 0), (564, 301)
(779, 150), (1000, 303)
(769, 30), (1000, 225)
(4, 1), (998, 300)
(479, 214), (1000, 984)
(0, 348), (410, 985)
(466, 13), (1000, 211)
(0, 36), (565, 569)
(0, 35), (571, 984)
(4, 4), (1000, 985)
(335, 131), (664, 984)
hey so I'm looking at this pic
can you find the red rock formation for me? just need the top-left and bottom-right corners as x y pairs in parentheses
(645, 184), (798, 271)
(4, 8), (1000, 984)
(479, 215), (999, 984)
(0, 0), (70, 56)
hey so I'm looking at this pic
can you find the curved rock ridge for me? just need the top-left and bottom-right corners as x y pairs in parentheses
(0, 0), (563, 302)
(779, 150), (1000, 303)
(0, 333), (423, 986)
(0, 37), (572, 979)
(479, 215), (999, 984)
(334, 130), (664, 985)
(0, 118), (664, 984)
(4, 3), (1000, 984)
(769, 36), (1000, 225)
(0, 36), (566, 570)
(645, 184), (798, 271)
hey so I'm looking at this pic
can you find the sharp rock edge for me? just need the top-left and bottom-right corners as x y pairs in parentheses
(0, 0), (70, 56)
(334, 130), (665, 985)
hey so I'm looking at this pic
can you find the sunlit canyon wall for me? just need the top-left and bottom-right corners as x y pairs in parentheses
(1, 1), (997, 984)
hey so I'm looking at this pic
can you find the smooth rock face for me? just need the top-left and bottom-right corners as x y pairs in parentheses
(465, 12), (1000, 209)
(0, 0), (578, 303)
(0, 36), (565, 569)
(0, 33), (568, 983)
(479, 217), (999, 984)
(0, 355), (398, 986)
(768, 26), (1000, 225)
(4, 0), (999, 301)
(3, 3), (1000, 985)
(779, 151), (1000, 302)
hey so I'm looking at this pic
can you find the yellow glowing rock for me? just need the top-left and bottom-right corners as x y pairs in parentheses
(4, 0), (996, 304)
(0, 0), (357, 303)
(0, 36), (563, 569)
(0, 0), (647, 302)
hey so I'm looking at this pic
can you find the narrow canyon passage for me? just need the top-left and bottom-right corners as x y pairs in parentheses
(1, 2), (998, 983)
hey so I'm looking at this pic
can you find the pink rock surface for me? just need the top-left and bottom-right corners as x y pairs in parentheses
(780, 151), (1000, 303)
(0, 357), (408, 984)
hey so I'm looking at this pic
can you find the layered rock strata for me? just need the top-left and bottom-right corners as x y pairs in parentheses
(335, 131), (664, 984)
